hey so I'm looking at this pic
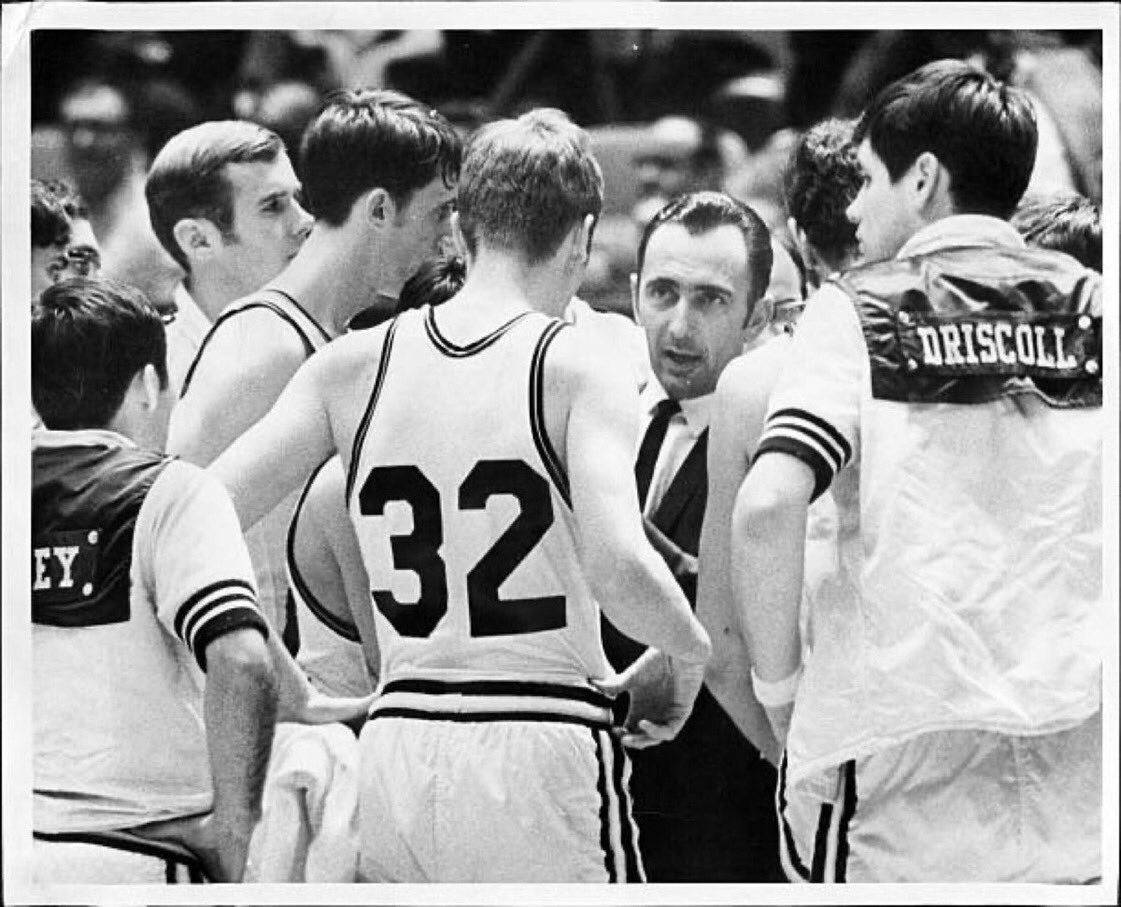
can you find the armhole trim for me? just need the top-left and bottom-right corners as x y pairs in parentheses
(345, 316), (401, 503)
(286, 458), (361, 644)
(529, 319), (572, 509)
(179, 298), (318, 399)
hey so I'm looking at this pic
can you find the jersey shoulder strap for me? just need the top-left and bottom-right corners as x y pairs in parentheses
(179, 289), (329, 398)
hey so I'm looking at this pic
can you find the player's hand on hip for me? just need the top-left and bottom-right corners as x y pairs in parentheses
(592, 648), (705, 749)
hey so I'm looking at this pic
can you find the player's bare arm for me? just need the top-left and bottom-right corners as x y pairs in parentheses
(199, 628), (277, 881)
(168, 309), (313, 466)
(549, 329), (709, 663)
(696, 352), (782, 764)
(731, 451), (815, 745)
(210, 327), (387, 532)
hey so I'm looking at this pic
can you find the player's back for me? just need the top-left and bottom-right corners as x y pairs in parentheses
(347, 304), (609, 693)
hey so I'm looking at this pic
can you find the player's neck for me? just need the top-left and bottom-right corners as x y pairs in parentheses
(268, 228), (382, 338)
(456, 252), (572, 320)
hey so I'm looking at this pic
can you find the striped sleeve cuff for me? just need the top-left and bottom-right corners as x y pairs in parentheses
(756, 408), (853, 501)
(173, 579), (269, 671)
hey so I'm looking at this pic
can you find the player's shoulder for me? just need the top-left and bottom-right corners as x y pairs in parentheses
(201, 292), (314, 366)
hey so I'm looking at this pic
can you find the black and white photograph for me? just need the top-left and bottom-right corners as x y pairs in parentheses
(2, 3), (1117, 903)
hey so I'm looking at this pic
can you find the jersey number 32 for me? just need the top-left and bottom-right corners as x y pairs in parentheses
(359, 458), (565, 638)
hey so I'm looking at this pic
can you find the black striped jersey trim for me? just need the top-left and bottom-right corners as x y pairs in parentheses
(381, 677), (612, 707)
(172, 578), (267, 671)
(268, 288), (332, 346)
(368, 707), (611, 729)
(756, 407), (853, 502)
(529, 319), (572, 509)
(286, 458), (361, 644)
(345, 316), (401, 503)
(777, 752), (812, 881)
(591, 728), (643, 882)
(835, 760), (858, 882)
(179, 290), (324, 399)
(424, 304), (533, 358)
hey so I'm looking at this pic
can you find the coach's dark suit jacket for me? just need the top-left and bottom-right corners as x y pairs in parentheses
(602, 429), (784, 883)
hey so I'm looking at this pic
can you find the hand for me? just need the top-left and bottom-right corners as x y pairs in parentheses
(592, 648), (705, 749)
(278, 689), (377, 726)
(642, 518), (698, 582)
(131, 810), (252, 882)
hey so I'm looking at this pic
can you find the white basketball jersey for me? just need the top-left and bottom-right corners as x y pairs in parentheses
(346, 305), (608, 688)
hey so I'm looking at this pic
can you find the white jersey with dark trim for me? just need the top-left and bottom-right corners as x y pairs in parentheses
(346, 305), (609, 691)
(175, 288), (333, 632)
(756, 217), (1102, 788)
(32, 429), (267, 833)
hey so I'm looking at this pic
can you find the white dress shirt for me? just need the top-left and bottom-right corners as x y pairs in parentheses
(637, 379), (713, 516)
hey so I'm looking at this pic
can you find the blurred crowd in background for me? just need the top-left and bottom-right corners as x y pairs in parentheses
(30, 28), (1103, 316)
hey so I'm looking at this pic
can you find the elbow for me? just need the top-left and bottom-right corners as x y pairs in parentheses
(205, 630), (278, 698)
(731, 479), (797, 548)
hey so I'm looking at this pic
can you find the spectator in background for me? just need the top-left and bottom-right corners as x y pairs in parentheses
(58, 76), (199, 312)
(782, 117), (862, 287)
(1012, 193), (1101, 272)
(145, 120), (313, 395)
(631, 116), (734, 227)
(235, 80), (323, 179)
(30, 179), (101, 299)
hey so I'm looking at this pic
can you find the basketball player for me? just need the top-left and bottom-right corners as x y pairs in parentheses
(734, 60), (1101, 882)
(169, 89), (461, 633)
(211, 108), (711, 882)
(30, 278), (369, 885)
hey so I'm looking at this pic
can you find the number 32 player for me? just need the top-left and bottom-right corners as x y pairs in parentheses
(212, 108), (712, 882)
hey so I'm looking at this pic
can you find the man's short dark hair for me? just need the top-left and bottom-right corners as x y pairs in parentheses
(31, 179), (87, 249)
(458, 108), (604, 264)
(300, 88), (461, 227)
(853, 59), (1037, 220)
(146, 121), (285, 272)
(397, 255), (466, 313)
(636, 191), (773, 311)
(32, 278), (168, 430)
(783, 118), (861, 272)
(1012, 193), (1101, 272)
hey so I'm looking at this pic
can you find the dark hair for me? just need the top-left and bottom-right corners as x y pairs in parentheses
(636, 191), (773, 309)
(32, 278), (168, 430)
(146, 120), (285, 272)
(31, 179), (87, 249)
(783, 118), (861, 272)
(853, 59), (1037, 219)
(1012, 193), (1101, 272)
(397, 255), (467, 313)
(300, 88), (461, 226)
(458, 108), (604, 264)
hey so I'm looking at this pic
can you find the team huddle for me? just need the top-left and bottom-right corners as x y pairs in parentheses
(29, 58), (1102, 886)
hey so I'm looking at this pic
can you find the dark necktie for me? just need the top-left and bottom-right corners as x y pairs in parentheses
(635, 398), (681, 509)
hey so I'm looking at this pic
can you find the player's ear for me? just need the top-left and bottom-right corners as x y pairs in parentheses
(364, 187), (394, 228)
(744, 292), (773, 338)
(172, 218), (220, 265)
(139, 363), (163, 411)
(449, 211), (471, 264)
(630, 271), (642, 324)
(911, 151), (947, 213)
